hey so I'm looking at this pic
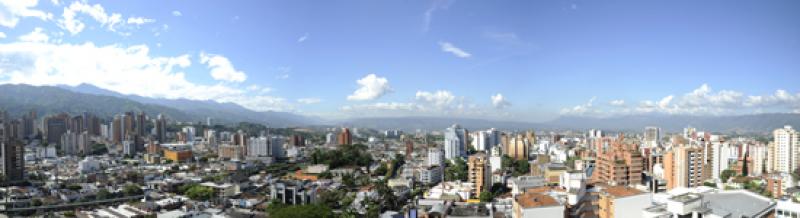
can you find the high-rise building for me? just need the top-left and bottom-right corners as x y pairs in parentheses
(248, 136), (269, 157)
(468, 152), (490, 197)
(337, 128), (352, 145)
(711, 142), (734, 180)
(644, 126), (661, 148)
(136, 112), (147, 136)
(405, 139), (414, 160)
(506, 134), (529, 160)
(593, 135), (643, 186)
(665, 145), (706, 190)
(428, 147), (444, 167)
(60, 130), (79, 155)
(22, 110), (37, 139)
(270, 136), (286, 158)
(444, 124), (467, 160)
(772, 126), (799, 174)
(44, 113), (69, 146)
(751, 144), (768, 177)
(290, 135), (305, 146)
(475, 129), (500, 153)
(112, 115), (123, 143)
(182, 126), (196, 143)
(325, 132), (336, 145)
(154, 114), (167, 143)
(1, 121), (24, 183)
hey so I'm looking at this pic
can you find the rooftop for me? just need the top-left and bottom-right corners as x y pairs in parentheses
(703, 190), (775, 218)
(516, 192), (560, 208)
(603, 186), (643, 198)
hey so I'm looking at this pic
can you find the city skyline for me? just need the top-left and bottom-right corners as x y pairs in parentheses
(1, 0), (800, 122)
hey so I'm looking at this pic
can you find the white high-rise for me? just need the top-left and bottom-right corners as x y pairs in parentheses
(644, 126), (661, 148)
(248, 137), (269, 157)
(475, 128), (499, 153)
(773, 125), (799, 173)
(750, 144), (768, 176)
(428, 147), (444, 167)
(444, 124), (467, 160)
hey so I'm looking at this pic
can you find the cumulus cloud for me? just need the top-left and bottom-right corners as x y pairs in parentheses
(347, 74), (392, 101)
(171, 10), (182, 17)
(491, 93), (511, 109)
(0, 32), (5, 39)
(199, 52), (247, 83)
(17, 27), (48, 42)
(0, 0), (53, 28)
(341, 102), (420, 112)
(560, 97), (598, 116)
(416, 90), (455, 108)
(439, 41), (471, 58)
(57, 1), (153, 35)
(0, 40), (293, 112)
(560, 84), (800, 117)
(297, 98), (322, 104)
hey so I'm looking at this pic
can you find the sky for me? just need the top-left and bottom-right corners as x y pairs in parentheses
(1, 0), (799, 122)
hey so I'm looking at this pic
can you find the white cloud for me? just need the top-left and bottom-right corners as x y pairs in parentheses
(18, 27), (49, 42)
(171, 10), (182, 17)
(297, 33), (308, 43)
(347, 74), (392, 101)
(560, 97), (598, 116)
(277, 74), (289, 79)
(57, 1), (153, 35)
(0, 0), (53, 28)
(560, 84), (800, 117)
(127, 17), (154, 25)
(609, 99), (625, 106)
(422, 0), (453, 32)
(0, 40), (295, 112)
(416, 90), (455, 108)
(341, 102), (420, 112)
(297, 98), (321, 104)
(491, 93), (511, 109)
(199, 52), (247, 83)
(0, 32), (6, 39)
(439, 41), (471, 58)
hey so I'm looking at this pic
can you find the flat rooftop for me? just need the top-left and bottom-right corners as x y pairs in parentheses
(604, 186), (643, 198)
(516, 192), (560, 208)
(703, 190), (775, 218)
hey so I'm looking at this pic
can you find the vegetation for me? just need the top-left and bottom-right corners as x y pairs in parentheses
(310, 144), (373, 169)
(720, 169), (736, 182)
(186, 185), (215, 201)
(122, 184), (143, 196)
(502, 155), (530, 176)
(266, 202), (335, 218)
(445, 158), (468, 181)
(703, 181), (717, 188)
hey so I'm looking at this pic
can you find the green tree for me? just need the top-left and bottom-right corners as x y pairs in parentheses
(267, 204), (335, 218)
(479, 191), (494, 202)
(122, 184), (143, 196)
(186, 185), (215, 201)
(514, 160), (530, 176)
(96, 189), (111, 200)
(445, 158), (468, 181)
(720, 169), (736, 182)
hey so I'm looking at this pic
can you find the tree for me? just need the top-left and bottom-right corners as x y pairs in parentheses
(267, 204), (335, 218)
(514, 160), (530, 176)
(479, 191), (493, 202)
(720, 169), (736, 182)
(373, 163), (388, 177)
(122, 184), (143, 196)
(445, 158), (468, 181)
(317, 189), (346, 209)
(186, 185), (215, 201)
(96, 189), (111, 200)
(67, 184), (82, 191)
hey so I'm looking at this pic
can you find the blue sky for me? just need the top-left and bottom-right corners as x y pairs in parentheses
(1, 0), (799, 121)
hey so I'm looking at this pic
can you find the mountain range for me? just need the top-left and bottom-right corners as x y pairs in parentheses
(0, 83), (798, 133)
